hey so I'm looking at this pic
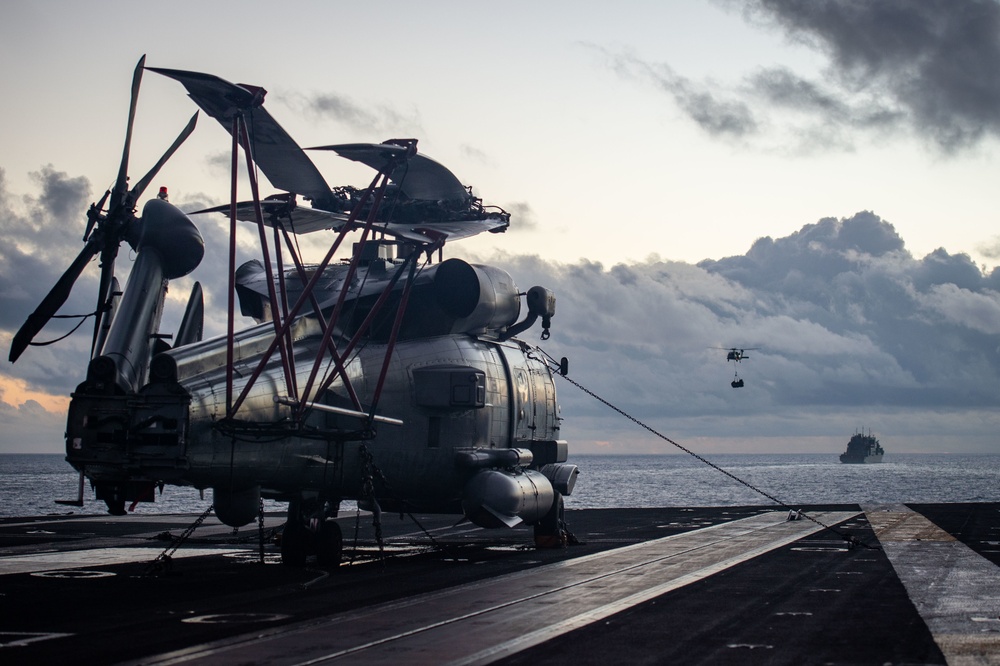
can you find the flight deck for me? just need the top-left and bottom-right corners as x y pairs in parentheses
(3, 503), (999, 664)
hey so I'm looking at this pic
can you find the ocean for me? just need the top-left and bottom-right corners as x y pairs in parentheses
(0, 453), (998, 519)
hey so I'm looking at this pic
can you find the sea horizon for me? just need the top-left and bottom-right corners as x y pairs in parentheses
(1, 452), (998, 518)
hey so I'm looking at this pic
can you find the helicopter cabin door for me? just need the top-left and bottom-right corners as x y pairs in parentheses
(499, 344), (558, 446)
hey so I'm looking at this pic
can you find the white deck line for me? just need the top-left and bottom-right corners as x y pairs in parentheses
(0, 547), (245, 576)
(866, 504), (1000, 665)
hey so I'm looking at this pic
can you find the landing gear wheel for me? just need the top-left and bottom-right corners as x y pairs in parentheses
(280, 520), (307, 567)
(317, 520), (343, 569)
(534, 493), (566, 549)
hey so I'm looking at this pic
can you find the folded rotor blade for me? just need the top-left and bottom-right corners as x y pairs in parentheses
(109, 55), (146, 215)
(93, 276), (121, 357)
(309, 143), (469, 202)
(9, 239), (100, 362)
(89, 244), (120, 358)
(127, 112), (198, 204)
(190, 198), (350, 235)
(147, 66), (334, 208)
(175, 282), (204, 347)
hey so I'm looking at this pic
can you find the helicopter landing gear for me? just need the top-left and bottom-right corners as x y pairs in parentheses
(280, 498), (343, 568)
(280, 518), (308, 566)
(534, 493), (567, 548)
(317, 520), (343, 568)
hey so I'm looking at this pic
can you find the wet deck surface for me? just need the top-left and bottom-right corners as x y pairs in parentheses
(1, 503), (998, 664)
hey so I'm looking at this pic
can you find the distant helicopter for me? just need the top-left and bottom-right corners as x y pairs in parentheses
(8, 57), (579, 566)
(711, 347), (758, 388)
(713, 347), (759, 363)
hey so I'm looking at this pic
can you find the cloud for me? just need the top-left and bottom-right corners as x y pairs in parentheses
(736, 0), (1000, 152)
(653, 63), (759, 139)
(978, 236), (1000, 259)
(0, 394), (65, 454)
(696, 211), (999, 402)
(748, 66), (905, 141)
(204, 151), (251, 181)
(587, 45), (760, 140)
(0, 165), (100, 345)
(599, 1), (1000, 153)
(472, 209), (999, 451)
(504, 201), (539, 233)
(0, 165), (256, 402)
(282, 91), (423, 137)
(32, 165), (91, 221)
(919, 283), (1000, 335)
(459, 144), (495, 167)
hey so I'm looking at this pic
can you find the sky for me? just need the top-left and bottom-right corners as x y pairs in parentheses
(1, 0), (999, 456)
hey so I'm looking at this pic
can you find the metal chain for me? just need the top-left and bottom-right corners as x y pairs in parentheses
(536, 349), (879, 550)
(144, 503), (216, 576)
(258, 495), (266, 564)
(359, 443), (386, 562)
(351, 444), (457, 565)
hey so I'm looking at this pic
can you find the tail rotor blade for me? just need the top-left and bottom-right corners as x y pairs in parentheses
(128, 112), (198, 203)
(9, 239), (101, 362)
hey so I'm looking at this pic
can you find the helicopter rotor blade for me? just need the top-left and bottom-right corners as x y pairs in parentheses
(109, 55), (146, 215)
(89, 243), (121, 358)
(9, 238), (101, 362)
(11, 57), (197, 365)
(93, 276), (121, 357)
(128, 112), (198, 204)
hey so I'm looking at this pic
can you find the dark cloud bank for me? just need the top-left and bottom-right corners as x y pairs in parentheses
(601, 0), (1000, 153)
(3, 167), (998, 453)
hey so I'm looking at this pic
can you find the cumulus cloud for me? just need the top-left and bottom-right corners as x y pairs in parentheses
(0, 166), (257, 400)
(0, 396), (65, 453)
(480, 210), (1000, 451)
(0, 166), (99, 382)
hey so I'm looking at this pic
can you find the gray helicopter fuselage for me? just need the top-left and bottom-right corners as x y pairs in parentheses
(64, 201), (573, 530)
(168, 320), (562, 508)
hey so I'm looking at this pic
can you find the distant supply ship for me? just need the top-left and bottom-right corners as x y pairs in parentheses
(840, 430), (884, 463)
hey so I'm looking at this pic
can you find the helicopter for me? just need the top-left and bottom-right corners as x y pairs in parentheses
(714, 347), (758, 363)
(8, 57), (579, 566)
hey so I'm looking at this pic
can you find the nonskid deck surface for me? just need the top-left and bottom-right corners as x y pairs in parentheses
(1, 504), (998, 665)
